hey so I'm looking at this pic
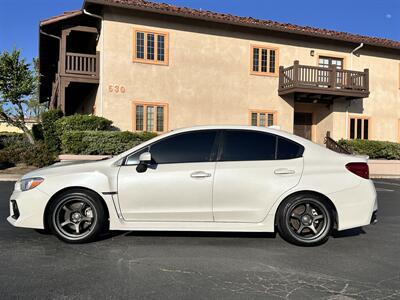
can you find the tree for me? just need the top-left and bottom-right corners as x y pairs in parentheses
(26, 58), (47, 120)
(0, 49), (38, 144)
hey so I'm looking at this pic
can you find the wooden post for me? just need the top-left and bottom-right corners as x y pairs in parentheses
(59, 79), (70, 114)
(60, 29), (71, 76)
(346, 71), (352, 89)
(279, 66), (284, 89)
(95, 51), (100, 79)
(364, 68), (369, 91)
(330, 65), (336, 89)
(293, 60), (299, 86)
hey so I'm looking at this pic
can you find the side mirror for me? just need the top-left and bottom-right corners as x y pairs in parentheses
(136, 152), (152, 173)
(139, 152), (152, 163)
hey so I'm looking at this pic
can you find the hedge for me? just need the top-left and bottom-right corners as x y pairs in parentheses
(55, 114), (113, 132)
(0, 140), (56, 168)
(0, 132), (25, 150)
(60, 131), (157, 155)
(41, 109), (64, 153)
(338, 139), (400, 160)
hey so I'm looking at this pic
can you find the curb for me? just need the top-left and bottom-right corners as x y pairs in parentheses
(0, 175), (21, 181)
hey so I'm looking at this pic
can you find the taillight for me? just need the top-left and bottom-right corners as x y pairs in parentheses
(346, 162), (369, 179)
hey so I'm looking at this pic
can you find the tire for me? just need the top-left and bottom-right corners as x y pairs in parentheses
(277, 193), (333, 246)
(47, 189), (107, 244)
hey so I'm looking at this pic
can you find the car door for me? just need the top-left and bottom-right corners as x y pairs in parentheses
(213, 130), (304, 223)
(117, 130), (218, 222)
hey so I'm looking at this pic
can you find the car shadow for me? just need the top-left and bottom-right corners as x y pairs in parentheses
(332, 227), (365, 238)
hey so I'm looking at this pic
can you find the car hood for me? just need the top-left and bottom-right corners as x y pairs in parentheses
(21, 159), (113, 180)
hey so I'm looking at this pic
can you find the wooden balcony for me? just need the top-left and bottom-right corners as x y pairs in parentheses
(60, 51), (100, 81)
(278, 61), (370, 100)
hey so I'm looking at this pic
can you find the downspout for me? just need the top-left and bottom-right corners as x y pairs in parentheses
(345, 43), (364, 139)
(83, 9), (104, 117)
(40, 30), (61, 41)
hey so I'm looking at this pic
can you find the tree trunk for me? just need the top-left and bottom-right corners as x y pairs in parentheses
(21, 125), (35, 145)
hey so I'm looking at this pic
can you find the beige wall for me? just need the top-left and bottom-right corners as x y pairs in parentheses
(94, 7), (400, 144)
(0, 122), (35, 133)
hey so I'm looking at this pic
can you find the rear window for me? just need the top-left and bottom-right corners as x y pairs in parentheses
(220, 130), (276, 161)
(277, 137), (304, 159)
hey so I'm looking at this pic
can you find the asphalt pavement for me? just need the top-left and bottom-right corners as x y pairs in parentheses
(0, 180), (399, 299)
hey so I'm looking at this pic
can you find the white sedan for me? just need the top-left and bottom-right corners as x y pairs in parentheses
(7, 126), (377, 246)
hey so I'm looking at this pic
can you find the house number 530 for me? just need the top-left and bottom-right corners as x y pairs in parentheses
(108, 84), (126, 93)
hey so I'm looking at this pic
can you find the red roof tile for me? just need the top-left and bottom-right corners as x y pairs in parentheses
(40, 10), (82, 26)
(85, 0), (400, 50)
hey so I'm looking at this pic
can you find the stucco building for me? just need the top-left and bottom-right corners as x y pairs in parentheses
(39, 0), (400, 145)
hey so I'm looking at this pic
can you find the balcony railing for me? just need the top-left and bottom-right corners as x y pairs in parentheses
(64, 52), (99, 78)
(279, 61), (369, 99)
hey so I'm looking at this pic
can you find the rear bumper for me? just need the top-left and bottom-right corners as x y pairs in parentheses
(328, 179), (377, 231)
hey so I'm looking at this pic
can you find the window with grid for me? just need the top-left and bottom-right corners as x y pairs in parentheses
(134, 102), (168, 133)
(251, 46), (278, 75)
(349, 117), (369, 140)
(134, 29), (168, 65)
(250, 111), (276, 127)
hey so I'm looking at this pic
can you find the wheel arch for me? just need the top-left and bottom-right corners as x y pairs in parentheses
(274, 190), (338, 229)
(43, 186), (110, 231)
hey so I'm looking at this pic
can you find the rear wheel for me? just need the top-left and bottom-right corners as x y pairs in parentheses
(277, 194), (333, 246)
(47, 189), (107, 243)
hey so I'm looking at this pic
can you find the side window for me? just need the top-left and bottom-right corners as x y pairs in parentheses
(220, 130), (276, 161)
(150, 131), (217, 164)
(125, 147), (149, 165)
(276, 137), (304, 160)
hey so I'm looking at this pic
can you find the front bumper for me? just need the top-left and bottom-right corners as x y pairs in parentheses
(7, 187), (50, 229)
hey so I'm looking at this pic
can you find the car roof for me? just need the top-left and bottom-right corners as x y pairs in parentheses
(169, 125), (311, 144)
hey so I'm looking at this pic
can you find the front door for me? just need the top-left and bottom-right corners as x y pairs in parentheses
(294, 112), (313, 140)
(117, 130), (218, 222)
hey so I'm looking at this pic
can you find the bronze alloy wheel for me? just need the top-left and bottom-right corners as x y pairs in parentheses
(277, 194), (333, 246)
(48, 189), (107, 243)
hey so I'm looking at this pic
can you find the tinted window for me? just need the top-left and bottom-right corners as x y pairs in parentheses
(150, 131), (217, 164)
(276, 137), (304, 160)
(126, 147), (149, 165)
(220, 130), (276, 161)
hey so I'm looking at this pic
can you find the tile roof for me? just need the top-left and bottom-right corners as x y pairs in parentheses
(85, 0), (400, 50)
(40, 10), (83, 26)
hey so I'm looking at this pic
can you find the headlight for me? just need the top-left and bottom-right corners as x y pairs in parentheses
(20, 177), (44, 191)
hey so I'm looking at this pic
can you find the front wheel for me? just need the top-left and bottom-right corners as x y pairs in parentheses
(277, 194), (333, 246)
(47, 189), (107, 243)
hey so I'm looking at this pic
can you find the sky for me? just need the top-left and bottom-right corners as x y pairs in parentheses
(0, 0), (399, 64)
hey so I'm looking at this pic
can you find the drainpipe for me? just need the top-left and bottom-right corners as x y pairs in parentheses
(40, 30), (61, 41)
(345, 43), (364, 139)
(350, 43), (363, 69)
(83, 9), (104, 117)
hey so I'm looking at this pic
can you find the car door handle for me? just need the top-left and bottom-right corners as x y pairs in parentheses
(274, 168), (296, 175)
(190, 171), (212, 178)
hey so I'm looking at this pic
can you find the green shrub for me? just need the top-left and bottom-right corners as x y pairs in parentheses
(31, 123), (44, 141)
(0, 132), (26, 150)
(55, 114), (113, 132)
(41, 109), (64, 153)
(23, 142), (57, 167)
(60, 131), (157, 155)
(338, 139), (400, 160)
(0, 140), (56, 168)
